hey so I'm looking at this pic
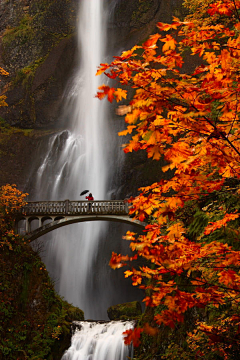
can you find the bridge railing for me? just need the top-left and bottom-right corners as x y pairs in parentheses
(18, 200), (129, 216)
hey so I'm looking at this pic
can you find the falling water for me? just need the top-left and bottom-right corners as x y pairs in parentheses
(30, 0), (110, 319)
(61, 321), (134, 360)
(27, 0), (143, 320)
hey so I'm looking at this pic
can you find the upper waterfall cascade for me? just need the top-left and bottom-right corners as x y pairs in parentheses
(29, 0), (110, 319)
(27, 0), (142, 321)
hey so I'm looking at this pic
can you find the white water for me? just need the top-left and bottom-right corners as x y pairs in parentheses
(27, 0), (143, 320)
(30, 0), (110, 319)
(61, 321), (134, 360)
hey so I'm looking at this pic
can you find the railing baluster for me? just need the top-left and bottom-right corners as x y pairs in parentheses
(19, 200), (129, 217)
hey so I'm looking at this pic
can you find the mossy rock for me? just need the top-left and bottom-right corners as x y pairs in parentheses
(107, 301), (142, 320)
(64, 302), (84, 322)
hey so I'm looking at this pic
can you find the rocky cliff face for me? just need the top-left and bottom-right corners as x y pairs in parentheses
(0, 0), (185, 129)
(109, 0), (185, 50)
(0, 0), (184, 187)
(0, 0), (78, 128)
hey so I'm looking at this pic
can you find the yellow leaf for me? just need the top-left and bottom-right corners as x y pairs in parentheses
(125, 109), (141, 124)
(114, 88), (128, 102)
(125, 270), (133, 278)
(167, 222), (185, 243)
(118, 126), (136, 136)
(0, 95), (8, 107)
(161, 35), (177, 52)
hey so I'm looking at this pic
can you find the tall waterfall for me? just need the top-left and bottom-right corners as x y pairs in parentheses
(61, 321), (134, 360)
(27, 0), (142, 320)
(30, 0), (109, 319)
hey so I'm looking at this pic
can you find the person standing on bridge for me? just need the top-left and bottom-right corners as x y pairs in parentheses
(86, 193), (94, 201)
(86, 193), (94, 211)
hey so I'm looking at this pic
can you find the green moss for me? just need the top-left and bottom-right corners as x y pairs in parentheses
(2, 15), (35, 46)
(0, 118), (33, 136)
(12, 57), (46, 89)
(64, 302), (84, 322)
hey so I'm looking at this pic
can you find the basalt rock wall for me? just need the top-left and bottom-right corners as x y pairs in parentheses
(0, 0), (78, 129)
(0, 0), (185, 187)
(109, 0), (186, 50)
(0, 0), (185, 129)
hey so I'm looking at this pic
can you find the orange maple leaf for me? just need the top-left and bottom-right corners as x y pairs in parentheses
(96, 63), (109, 76)
(143, 34), (161, 49)
(123, 328), (143, 347)
(109, 252), (127, 269)
(204, 213), (239, 235)
(147, 146), (162, 160)
(96, 85), (115, 102)
(118, 126), (136, 136)
(161, 35), (177, 52)
(114, 88), (128, 102)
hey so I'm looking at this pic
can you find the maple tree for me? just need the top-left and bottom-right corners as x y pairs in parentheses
(97, 0), (240, 357)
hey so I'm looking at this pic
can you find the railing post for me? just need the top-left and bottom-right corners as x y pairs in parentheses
(125, 201), (129, 214)
(65, 199), (69, 214)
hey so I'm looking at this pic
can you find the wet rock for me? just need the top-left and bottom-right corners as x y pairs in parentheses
(64, 302), (84, 323)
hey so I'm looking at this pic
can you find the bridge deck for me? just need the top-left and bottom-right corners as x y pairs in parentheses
(18, 200), (129, 216)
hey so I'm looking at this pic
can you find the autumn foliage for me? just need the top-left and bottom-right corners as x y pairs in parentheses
(0, 184), (28, 249)
(97, 0), (240, 357)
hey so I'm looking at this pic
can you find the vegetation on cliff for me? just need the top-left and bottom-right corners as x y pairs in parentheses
(97, 0), (240, 358)
(0, 0), (77, 128)
(0, 184), (84, 360)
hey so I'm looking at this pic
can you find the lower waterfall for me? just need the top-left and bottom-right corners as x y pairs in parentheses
(61, 321), (134, 360)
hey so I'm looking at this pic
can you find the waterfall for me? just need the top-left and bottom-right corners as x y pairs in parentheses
(61, 321), (134, 360)
(27, 0), (143, 320)
(29, 0), (109, 319)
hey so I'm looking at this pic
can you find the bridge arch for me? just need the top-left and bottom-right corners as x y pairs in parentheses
(22, 215), (146, 242)
(15, 200), (147, 241)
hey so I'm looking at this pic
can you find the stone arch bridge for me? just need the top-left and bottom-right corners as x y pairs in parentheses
(16, 200), (146, 242)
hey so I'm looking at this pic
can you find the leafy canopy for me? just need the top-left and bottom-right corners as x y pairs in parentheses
(97, 0), (240, 357)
